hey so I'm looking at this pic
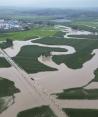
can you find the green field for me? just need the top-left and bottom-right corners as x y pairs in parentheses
(0, 77), (20, 112)
(0, 98), (5, 113)
(13, 45), (66, 73)
(0, 77), (19, 97)
(0, 26), (58, 41)
(72, 21), (98, 29)
(93, 69), (98, 82)
(17, 106), (57, 117)
(34, 37), (98, 69)
(0, 58), (11, 68)
(56, 88), (98, 99)
(68, 34), (98, 39)
(63, 108), (98, 117)
(68, 21), (98, 32)
(11, 15), (54, 20)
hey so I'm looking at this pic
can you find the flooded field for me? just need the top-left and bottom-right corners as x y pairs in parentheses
(0, 25), (98, 117)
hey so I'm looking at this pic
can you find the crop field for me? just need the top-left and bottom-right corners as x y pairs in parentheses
(68, 20), (98, 32)
(11, 15), (54, 20)
(56, 88), (98, 99)
(13, 45), (66, 73)
(17, 106), (56, 117)
(68, 35), (98, 39)
(0, 77), (20, 112)
(0, 26), (58, 41)
(63, 108), (98, 117)
(0, 77), (19, 97)
(0, 58), (11, 68)
(72, 21), (98, 29)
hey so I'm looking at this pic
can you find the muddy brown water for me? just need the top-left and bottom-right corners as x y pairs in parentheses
(0, 26), (98, 116)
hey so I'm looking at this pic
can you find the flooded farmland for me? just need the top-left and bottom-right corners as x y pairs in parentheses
(0, 25), (98, 117)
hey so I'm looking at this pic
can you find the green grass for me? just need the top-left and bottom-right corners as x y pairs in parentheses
(69, 21), (98, 32)
(0, 26), (58, 41)
(73, 21), (98, 29)
(63, 108), (98, 117)
(68, 35), (98, 39)
(34, 37), (98, 69)
(11, 15), (54, 20)
(17, 106), (57, 117)
(56, 88), (98, 99)
(53, 31), (66, 38)
(0, 77), (20, 112)
(93, 69), (98, 82)
(0, 58), (11, 68)
(0, 98), (5, 113)
(13, 45), (66, 73)
(0, 77), (19, 97)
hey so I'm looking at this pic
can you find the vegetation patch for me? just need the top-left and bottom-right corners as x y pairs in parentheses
(23, 36), (39, 41)
(0, 98), (5, 113)
(53, 31), (66, 38)
(68, 21), (98, 32)
(0, 58), (11, 68)
(93, 69), (98, 82)
(63, 108), (98, 117)
(13, 45), (66, 73)
(0, 77), (19, 97)
(0, 38), (13, 49)
(0, 77), (20, 112)
(17, 105), (57, 117)
(68, 34), (98, 39)
(0, 26), (58, 41)
(56, 88), (98, 99)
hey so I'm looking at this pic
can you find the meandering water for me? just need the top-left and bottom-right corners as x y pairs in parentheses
(0, 26), (98, 116)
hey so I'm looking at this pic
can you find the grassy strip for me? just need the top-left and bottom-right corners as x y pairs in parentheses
(11, 16), (54, 20)
(69, 21), (98, 32)
(56, 88), (98, 99)
(53, 31), (66, 38)
(0, 26), (58, 41)
(13, 45), (66, 73)
(17, 106), (57, 117)
(0, 98), (5, 113)
(63, 108), (98, 117)
(93, 69), (98, 82)
(34, 37), (98, 69)
(68, 35), (98, 39)
(0, 58), (11, 68)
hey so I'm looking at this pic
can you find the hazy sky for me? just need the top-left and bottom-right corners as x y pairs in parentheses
(0, 0), (98, 8)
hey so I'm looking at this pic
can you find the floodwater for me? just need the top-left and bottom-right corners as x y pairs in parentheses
(0, 25), (98, 116)
(32, 49), (98, 94)
(0, 67), (47, 117)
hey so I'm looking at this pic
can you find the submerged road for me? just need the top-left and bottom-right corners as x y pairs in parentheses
(0, 48), (68, 117)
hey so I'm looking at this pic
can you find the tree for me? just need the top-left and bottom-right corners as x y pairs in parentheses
(6, 38), (13, 47)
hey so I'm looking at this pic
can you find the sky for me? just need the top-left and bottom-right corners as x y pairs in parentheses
(0, 0), (98, 8)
